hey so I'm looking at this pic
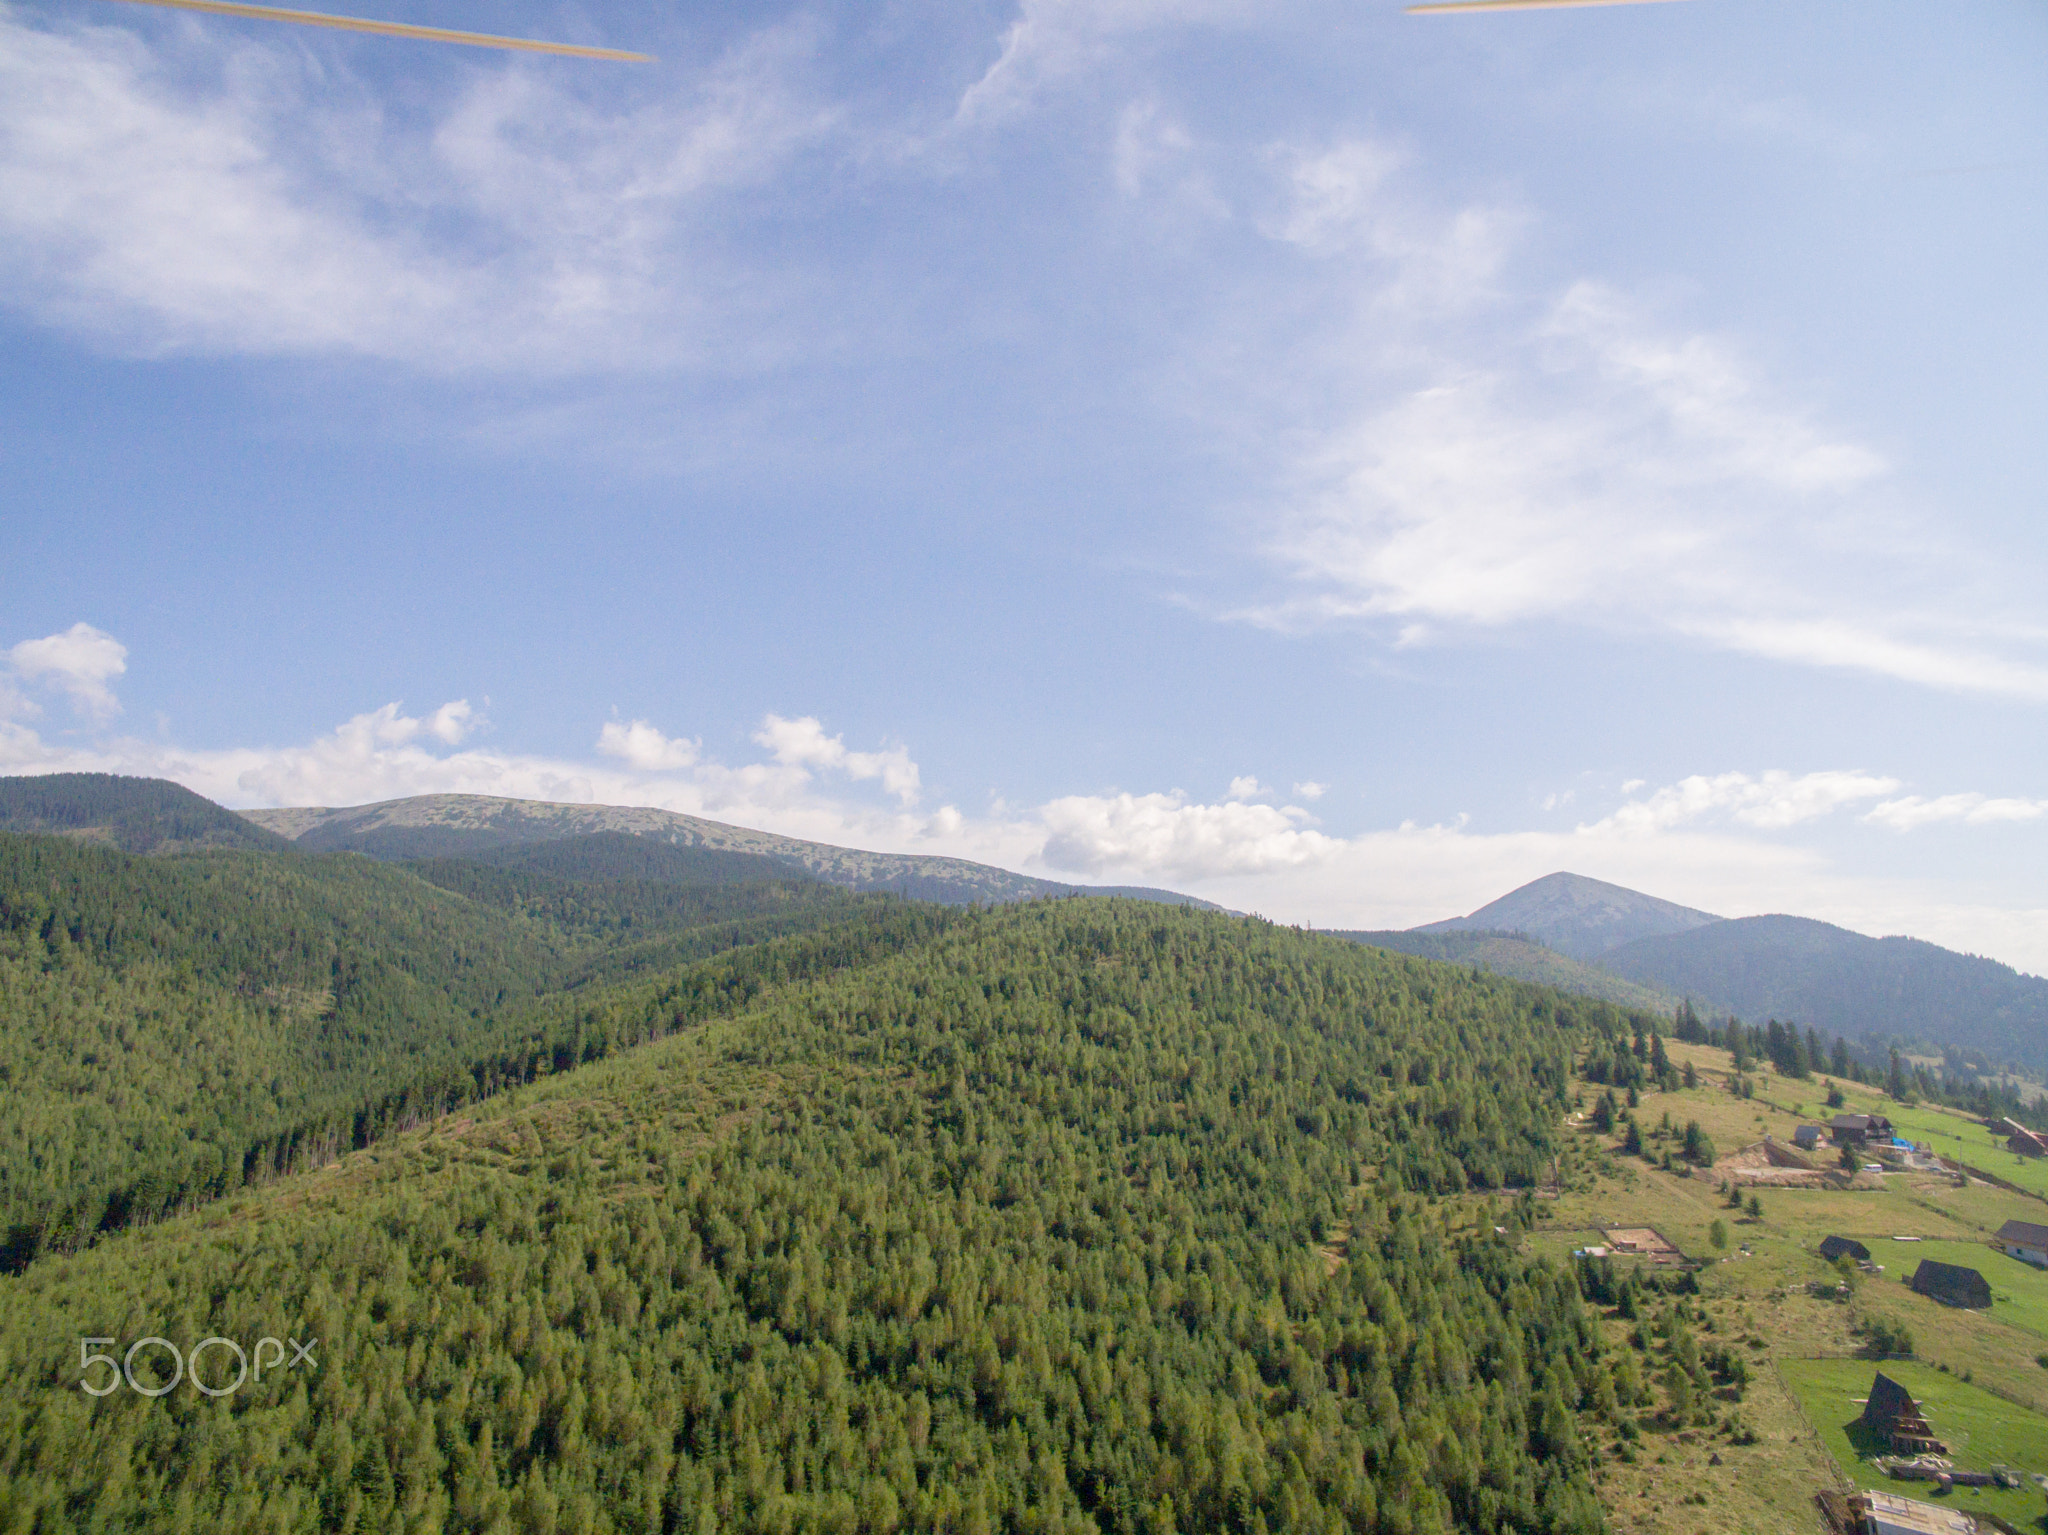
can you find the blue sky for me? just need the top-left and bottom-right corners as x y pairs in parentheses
(4, 0), (2047, 966)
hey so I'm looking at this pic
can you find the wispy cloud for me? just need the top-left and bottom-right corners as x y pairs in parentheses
(0, 10), (833, 371)
(1140, 129), (2048, 700)
(1584, 770), (1901, 836)
(1866, 793), (2048, 832)
(954, 0), (1253, 126)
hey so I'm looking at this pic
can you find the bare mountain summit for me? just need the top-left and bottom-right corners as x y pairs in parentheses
(1414, 871), (1721, 962)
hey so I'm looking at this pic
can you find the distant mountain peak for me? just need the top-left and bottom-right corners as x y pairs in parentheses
(1415, 871), (1721, 962)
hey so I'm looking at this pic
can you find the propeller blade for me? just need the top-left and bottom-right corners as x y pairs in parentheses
(99, 0), (654, 59)
(1409, 0), (1688, 12)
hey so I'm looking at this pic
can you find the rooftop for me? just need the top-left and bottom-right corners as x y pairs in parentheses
(1854, 1490), (1978, 1535)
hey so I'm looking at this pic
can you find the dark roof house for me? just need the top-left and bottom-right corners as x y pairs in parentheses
(1819, 1235), (1871, 1263)
(1860, 1371), (1946, 1456)
(1908, 1259), (1992, 1309)
(1830, 1113), (1893, 1145)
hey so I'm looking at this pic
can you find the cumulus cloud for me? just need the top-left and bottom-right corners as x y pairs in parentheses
(0, 11), (833, 371)
(1292, 780), (1326, 801)
(753, 714), (922, 806)
(597, 718), (700, 771)
(1039, 790), (1335, 879)
(4, 622), (129, 719)
(1225, 775), (1269, 800)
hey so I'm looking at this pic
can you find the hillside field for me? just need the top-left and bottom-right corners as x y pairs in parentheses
(1780, 1357), (2047, 1530)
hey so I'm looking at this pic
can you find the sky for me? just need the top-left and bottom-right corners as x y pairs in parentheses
(3, 0), (2046, 968)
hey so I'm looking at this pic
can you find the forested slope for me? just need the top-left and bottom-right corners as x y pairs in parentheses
(0, 901), (1619, 1534)
(0, 830), (882, 1264)
(1338, 929), (1677, 1016)
(0, 773), (290, 854)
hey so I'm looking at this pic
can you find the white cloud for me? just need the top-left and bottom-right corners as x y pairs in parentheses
(1292, 780), (1326, 801)
(1225, 774), (1268, 800)
(5, 622), (128, 719)
(753, 714), (922, 806)
(597, 719), (700, 771)
(1866, 794), (2048, 832)
(1039, 790), (1335, 879)
(426, 699), (477, 745)
(1586, 770), (1901, 837)
(0, 11), (833, 371)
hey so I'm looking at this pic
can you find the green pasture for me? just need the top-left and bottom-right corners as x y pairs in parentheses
(1815, 1084), (2048, 1205)
(1886, 1103), (2048, 1204)
(1779, 1356), (2048, 1532)
(1862, 1239), (2048, 1343)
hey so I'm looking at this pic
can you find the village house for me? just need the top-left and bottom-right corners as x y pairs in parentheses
(1831, 1112), (1895, 1147)
(1819, 1235), (1872, 1263)
(1793, 1124), (1828, 1152)
(1995, 1218), (2048, 1267)
(1908, 1258), (1992, 1310)
(1860, 1372), (1947, 1457)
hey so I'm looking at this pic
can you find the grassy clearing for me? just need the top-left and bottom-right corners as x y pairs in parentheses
(1779, 1356), (2048, 1532)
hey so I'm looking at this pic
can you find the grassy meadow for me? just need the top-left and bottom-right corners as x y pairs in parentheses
(1780, 1357), (2048, 1532)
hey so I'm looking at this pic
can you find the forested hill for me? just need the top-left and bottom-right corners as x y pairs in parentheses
(239, 790), (1218, 909)
(0, 772), (290, 854)
(1599, 913), (2048, 1074)
(0, 899), (1620, 1533)
(0, 825), (889, 1267)
(1339, 928), (1678, 1015)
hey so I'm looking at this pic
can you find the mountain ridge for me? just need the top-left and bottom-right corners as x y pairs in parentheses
(236, 790), (1219, 910)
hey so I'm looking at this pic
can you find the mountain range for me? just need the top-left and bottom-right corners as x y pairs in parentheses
(1393, 870), (2048, 1077)
(6, 774), (2044, 1075)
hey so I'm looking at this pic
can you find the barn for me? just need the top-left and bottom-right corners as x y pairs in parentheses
(1819, 1235), (1872, 1263)
(1908, 1259), (1992, 1310)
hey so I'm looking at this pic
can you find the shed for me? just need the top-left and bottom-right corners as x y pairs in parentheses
(1995, 1218), (2048, 1267)
(1819, 1235), (1871, 1263)
(1908, 1259), (1992, 1310)
(1794, 1125), (1827, 1151)
(1860, 1372), (1946, 1456)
